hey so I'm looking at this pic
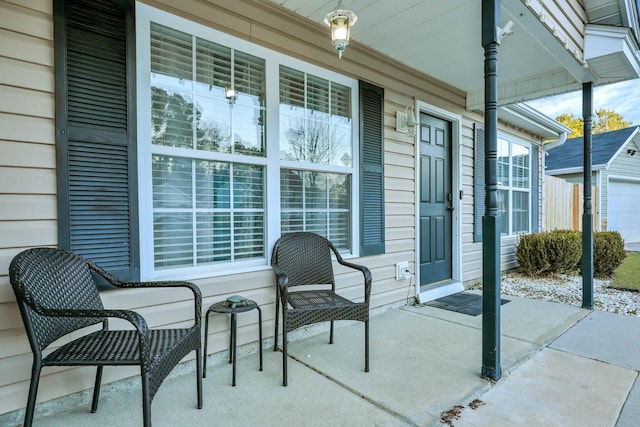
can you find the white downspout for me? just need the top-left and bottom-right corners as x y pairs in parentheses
(543, 131), (568, 151)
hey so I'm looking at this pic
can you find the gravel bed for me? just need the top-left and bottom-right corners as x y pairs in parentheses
(500, 272), (640, 317)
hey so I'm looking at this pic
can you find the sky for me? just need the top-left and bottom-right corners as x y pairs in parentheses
(527, 79), (640, 126)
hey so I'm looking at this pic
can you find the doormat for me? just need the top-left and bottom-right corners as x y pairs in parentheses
(423, 291), (510, 316)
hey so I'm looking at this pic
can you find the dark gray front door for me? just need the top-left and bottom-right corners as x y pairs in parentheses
(419, 113), (452, 286)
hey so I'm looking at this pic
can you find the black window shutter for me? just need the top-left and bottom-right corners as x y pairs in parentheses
(54, 0), (139, 281)
(359, 81), (385, 256)
(474, 123), (485, 242)
(531, 144), (540, 233)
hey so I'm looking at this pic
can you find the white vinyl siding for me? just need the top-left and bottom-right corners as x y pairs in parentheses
(0, 0), (59, 416)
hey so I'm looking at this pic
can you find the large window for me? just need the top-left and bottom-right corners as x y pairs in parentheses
(137, 6), (358, 277)
(497, 137), (531, 235)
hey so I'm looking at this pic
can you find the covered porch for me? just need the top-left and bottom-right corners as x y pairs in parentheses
(3, 0), (640, 423)
(5, 295), (639, 426)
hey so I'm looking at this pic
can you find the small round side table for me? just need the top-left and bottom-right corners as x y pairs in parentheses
(203, 299), (263, 386)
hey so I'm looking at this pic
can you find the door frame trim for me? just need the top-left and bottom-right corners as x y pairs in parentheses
(414, 101), (463, 303)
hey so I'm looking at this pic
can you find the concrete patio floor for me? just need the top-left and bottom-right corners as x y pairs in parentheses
(7, 292), (640, 426)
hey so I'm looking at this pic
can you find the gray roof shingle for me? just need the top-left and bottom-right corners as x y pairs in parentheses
(545, 126), (638, 172)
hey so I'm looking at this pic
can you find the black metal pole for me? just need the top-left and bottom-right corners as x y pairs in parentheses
(582, 82), (594, 309)
(481, 0), (502, 381)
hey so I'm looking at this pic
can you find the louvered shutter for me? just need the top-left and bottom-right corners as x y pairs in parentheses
(54, 0), (139, 281)
(474, 123), (485, 242)
(359, 81), (385, 256)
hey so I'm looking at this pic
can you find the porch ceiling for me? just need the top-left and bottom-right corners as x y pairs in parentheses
(271, 0), (640, 110)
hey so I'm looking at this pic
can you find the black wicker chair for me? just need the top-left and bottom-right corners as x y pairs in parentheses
(271, 232), (371, 386)
(9, 248), (203, 427)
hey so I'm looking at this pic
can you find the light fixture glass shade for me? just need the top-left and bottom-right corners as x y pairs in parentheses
(324, 5), (357, 59)
(405, 105), (418, 137)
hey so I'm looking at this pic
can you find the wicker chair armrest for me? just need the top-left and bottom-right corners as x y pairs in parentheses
(37, 307), (149, 335)
(88, 262), (202, 324)
(336, 259), (372, 301)
(271, 264), (289, 287)
(328, 242), (372, 302)
(36, 307), (152, 360)
(271, 264), (290, 306)
(119, 281), (202, 324)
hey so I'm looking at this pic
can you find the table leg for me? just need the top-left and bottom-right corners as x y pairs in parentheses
(228, 314), (234, 364)
(231, 313), (237, 386)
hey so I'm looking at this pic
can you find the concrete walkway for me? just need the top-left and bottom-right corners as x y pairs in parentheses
(10, 293), (640, 427)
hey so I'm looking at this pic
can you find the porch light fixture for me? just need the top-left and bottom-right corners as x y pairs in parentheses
(225, 86), (237, 104)
(324, 1), (358, 59)
(396, 104), (418, 138)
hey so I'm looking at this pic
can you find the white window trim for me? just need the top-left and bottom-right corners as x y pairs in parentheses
(136, 3), (359, 280)
(497, 134), (532, 236)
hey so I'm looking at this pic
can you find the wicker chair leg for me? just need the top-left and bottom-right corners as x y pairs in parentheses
(203, 315), (209, 379)
(91, 366), (103, 412)
(282, 329), (288, 386)
(24, 359), (42, 427)
(329, 320), (334, 344)
(196, 349), (203, 409)
(273, 299), (280, 351)
(365, 320), (370, 372)
(141, 371), (151, 427)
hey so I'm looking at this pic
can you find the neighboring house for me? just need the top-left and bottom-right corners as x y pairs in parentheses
(1, 0), (639, 420)
(546, 126), (640, 245)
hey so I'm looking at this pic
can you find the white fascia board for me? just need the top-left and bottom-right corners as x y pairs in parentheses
(606, 126), (640, 168)
(634, 130), (640, 152)
(545, 167), (584, 175)
(500, 103), (572, 139)
(585, 25), (640, 80)
(466, 70), (583, 111)
(546, 165), (606, 175)
(620, 0), (640, 42)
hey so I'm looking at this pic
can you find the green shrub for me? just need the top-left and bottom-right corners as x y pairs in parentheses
(592, 231), (626, 278)
(516, 233), (551, 276)
(516, 229), (627, 278)
(544, 230), (582, 274)
(516, 230), (581, 276)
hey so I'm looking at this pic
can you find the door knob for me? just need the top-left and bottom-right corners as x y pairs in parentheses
(447, 205), (455, 211)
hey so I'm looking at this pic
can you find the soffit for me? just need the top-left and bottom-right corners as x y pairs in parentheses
(271, 0), (640, 110)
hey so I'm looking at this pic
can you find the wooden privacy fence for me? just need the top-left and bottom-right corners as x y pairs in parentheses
(544, 175), (598, 231)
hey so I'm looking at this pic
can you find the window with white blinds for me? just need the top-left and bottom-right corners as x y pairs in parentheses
(280, 170), (351, 250)
(279, 66), (354, 250)
(138, 8), (358, 277)
(149, 22), (266, 271)
(279, 66), (352, 167)
(497, 137), (531, 235)
(151, 23), (265, 155)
